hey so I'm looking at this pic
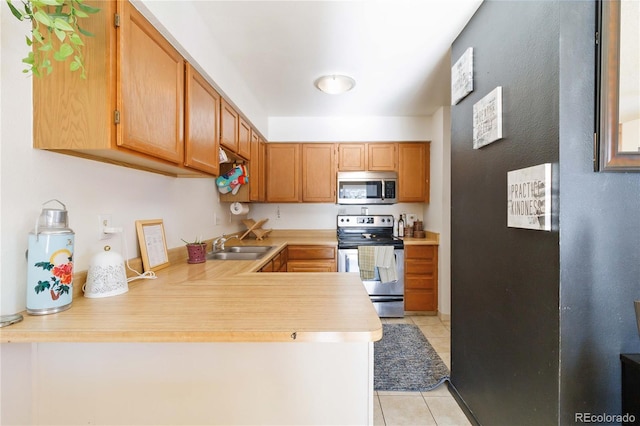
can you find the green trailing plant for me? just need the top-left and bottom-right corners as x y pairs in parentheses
(181, 237), (205, 246)
(5, 0), (100, 78)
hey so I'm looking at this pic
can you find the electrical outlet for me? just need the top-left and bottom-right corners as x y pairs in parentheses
(214, 213), (221, 225)
(276, 206), (281, 220)
(99, 214), (113, 240)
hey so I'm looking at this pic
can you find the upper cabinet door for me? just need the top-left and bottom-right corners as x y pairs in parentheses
(338, 144), (366, 171)
(249, 131), (264, 201)
(398, 142), (430, 203)
(220, 99), (239, 153)
(302, 144), (336, 202)
(368, 143), (397, 171)
(237, 117), (252, 160)
(266, 143), (300, 202)
(117, 1), (184, 163)
(184, 63), (220, 175)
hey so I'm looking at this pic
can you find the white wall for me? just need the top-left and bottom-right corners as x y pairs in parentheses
(424, 107), (452, 317)
(250, 203), (427, 230)
(268, 116), (431, 142)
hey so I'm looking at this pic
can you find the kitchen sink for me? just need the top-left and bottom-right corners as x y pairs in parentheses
(207, 246), (273, 261)
(228, 246), (273, 253)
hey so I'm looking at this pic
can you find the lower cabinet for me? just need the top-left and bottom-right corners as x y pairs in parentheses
(257, 245), (337, 273)
(287, 245), (337, 272)
(404, 245), (438, 311)
(259, 247), (288, 272)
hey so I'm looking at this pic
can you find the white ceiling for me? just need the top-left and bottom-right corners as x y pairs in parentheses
(191, 0), (483, 118)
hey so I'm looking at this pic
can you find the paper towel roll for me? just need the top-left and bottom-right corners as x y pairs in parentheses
(230, 202), (250, 215)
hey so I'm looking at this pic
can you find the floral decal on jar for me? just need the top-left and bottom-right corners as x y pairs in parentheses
(33, 249), (73, 301)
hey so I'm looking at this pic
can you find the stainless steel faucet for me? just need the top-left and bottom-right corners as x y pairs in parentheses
(212, 234), (239, 251)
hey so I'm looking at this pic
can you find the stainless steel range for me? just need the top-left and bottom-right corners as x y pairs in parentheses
(336, 214), (404, 318)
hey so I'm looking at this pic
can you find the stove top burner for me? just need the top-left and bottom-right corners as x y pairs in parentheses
(336, 214), (403, 249)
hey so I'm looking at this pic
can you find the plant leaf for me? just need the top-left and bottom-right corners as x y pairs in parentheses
(69, 60), (80, 71)
(53, 17), (74, 31)
(77, 26), (94, 37)
(22, 52), (35, 65)
(54, 28), (66, 42)
(77, 2), (100, 14)
(53, 43), (73, 61)
(25, 35), (33, 46)
(73, 8), (88, 18)
(34, 9), (54, 27)
(69, 32), (83, 46)
(32, 28), (45, 43)
(38, 42), (53, 51)
(5, 0), (25, 21)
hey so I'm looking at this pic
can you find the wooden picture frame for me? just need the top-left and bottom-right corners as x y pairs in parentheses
(135, 219), (170, 272)
(595, 0), (640, 171)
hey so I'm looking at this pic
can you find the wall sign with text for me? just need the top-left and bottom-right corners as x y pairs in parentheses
(451, 47), (474, 105)
(473, 86), (503, 149)
(507, 163), (552, 231)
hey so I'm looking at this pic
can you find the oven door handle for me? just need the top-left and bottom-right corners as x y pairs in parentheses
(370, 296), (404, 302)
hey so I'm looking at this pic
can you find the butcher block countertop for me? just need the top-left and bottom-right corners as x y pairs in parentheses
(401, 231), (439, 245)
(0, 231), (383, 344)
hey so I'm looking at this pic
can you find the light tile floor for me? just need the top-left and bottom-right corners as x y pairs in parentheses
(374, 315), (471, 426)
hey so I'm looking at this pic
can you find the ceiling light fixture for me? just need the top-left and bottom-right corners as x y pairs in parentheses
(314, 75), (356, 95)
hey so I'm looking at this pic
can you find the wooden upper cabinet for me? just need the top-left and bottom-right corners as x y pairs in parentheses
(249, 131), (266, 202)
(220, 99), (239, 153)
(368, 143), (397, 171)
(184, 63), (220, 175)
(33, 0), (208, 177)
(398, 142), (430, 203)
(237, 117), (252, 160)
(302, 144), (336, 202)
(338, 144), (366, 171)
(266, 143), (300, 202)
(117, 1), (184, 163)
(337, 143), (397, 171)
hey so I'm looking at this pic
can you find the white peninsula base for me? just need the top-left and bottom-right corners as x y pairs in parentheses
(2, 341), (374, 425)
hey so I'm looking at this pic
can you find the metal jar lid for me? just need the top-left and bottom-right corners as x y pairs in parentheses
(39, 207), (69, 228)
(33, 199), (73, 236)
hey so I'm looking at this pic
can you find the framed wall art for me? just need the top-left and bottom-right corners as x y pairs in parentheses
(507, 163), (552, 231)
(473, 86), (503, 149)
(451, 47), (474, 105)
(135, 219), (170, 272)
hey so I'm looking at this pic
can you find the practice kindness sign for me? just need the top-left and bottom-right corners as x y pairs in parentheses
(507, 164), (552, 231)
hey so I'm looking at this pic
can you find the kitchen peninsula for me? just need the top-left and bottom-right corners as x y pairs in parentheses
(0, 233), (382, 425)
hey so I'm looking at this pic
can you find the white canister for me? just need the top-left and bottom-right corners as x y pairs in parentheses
(26, 199), (75, 315)
(84, 246), (129, 298)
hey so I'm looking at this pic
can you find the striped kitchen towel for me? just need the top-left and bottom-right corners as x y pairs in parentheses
(358, 246), (376, 280)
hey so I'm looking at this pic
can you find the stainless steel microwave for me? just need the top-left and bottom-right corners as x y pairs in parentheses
(336, 171), (398, 204)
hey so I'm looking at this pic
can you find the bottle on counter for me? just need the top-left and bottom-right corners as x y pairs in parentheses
(398, 214), (405, 237)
